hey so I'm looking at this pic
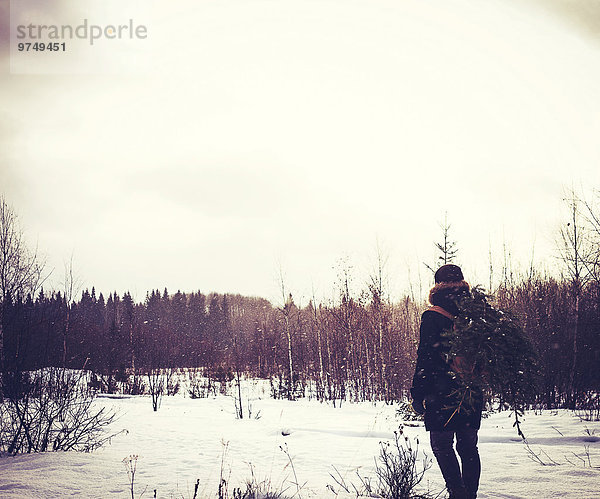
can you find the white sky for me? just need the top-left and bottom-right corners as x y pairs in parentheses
(1, 0), (600, 304)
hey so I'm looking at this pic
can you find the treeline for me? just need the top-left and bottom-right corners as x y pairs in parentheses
(1, 279), (422, 403)
(495, 274), (600, 411)
(2, 269), (600, 409)
(2, 190), (600, 410)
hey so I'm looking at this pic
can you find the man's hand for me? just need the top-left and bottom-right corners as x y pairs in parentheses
(411, 399), (426, 415)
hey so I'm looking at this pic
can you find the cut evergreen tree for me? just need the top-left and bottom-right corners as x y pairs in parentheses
(442, 286), (540, 439)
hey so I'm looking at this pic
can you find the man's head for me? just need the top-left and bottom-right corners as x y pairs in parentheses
(430, 264), (469, 306)
(434, 264), (464, 284)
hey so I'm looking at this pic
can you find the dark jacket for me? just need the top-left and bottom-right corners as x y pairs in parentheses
(410, 281), (483, 432)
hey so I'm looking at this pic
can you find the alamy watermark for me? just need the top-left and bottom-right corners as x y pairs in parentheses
(16, 19), (148, 46)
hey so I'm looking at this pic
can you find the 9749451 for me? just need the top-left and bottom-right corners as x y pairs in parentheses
(17, 42), (66, 52)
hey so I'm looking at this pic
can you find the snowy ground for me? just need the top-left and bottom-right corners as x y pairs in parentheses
(1, 383), (599, 498)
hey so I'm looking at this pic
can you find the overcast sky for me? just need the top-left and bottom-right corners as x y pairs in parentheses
(1, 0), (600, 304)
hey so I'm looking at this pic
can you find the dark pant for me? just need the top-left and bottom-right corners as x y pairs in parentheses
(430, 429), (480, 499)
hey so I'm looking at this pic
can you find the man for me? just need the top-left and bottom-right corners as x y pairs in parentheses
(411, 264), (483, 499)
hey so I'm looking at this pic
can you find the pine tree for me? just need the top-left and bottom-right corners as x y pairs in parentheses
(442, 286), (539, 439)
(435, 212), (458, 265)
(425, 212), (459, 275)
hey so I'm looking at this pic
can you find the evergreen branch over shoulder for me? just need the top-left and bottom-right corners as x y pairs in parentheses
(442, 286), (540, 437)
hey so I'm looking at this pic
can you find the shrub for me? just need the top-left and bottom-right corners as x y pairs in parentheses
(146, 369), (165, 412)
(122, 373), (147, 396)
(373, 428), (433, 499)
(0, 368), (117, 454)
(328, 427), (435, 498)
(188, 369), (216, 399)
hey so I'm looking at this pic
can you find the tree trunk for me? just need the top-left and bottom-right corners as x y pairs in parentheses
(313, 306), (325, 401)
(63, 306), (69, 368)
(0, 311), (4, 374)
(284, 312), (294, 400)
(568, 287), (580, 409)
(130, 323), (135, 373)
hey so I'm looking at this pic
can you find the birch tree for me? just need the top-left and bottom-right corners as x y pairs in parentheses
(279, 268), (295, 400)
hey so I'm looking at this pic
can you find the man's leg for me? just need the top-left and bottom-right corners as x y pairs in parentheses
(455, 428), (481, 499)
(429, 431), (466, 498)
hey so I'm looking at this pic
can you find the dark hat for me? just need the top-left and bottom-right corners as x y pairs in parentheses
(434, 264), (464, 284)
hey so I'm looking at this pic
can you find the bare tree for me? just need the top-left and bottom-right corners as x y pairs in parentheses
(488, 238), (494, 293)
(0, 368), (117, 453)
(278, 266), (295, 400)
(0, 197), (45, 376)
(501, 237), (514, 293)
(558, 189), (591, 408)
(62, 253), (81, 368)
(309, 287), (326, 401)
(580, 189), (600, 285)
(332, 258), (358, 400)
(368, 244), (390, 400)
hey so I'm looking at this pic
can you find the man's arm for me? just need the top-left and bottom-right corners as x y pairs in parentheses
(411, 311), (448, 405)
(410, 312), (437, 403)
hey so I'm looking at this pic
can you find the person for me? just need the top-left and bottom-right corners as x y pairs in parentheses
(410, 264), (483, 499)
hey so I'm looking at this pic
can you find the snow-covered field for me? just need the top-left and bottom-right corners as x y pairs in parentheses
(1, 383), (599, 498)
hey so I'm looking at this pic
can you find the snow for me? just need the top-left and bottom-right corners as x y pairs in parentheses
(1, 383), (599, 498)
